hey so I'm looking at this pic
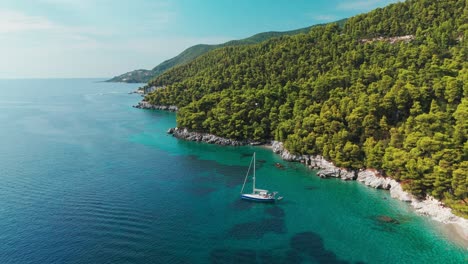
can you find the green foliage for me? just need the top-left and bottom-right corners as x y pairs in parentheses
(146, 0), (468, 215)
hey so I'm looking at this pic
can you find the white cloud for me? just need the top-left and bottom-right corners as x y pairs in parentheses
(0, 8), (117, 43)
(0, 9), (57, 33)
(337, 0), (400, 10)
(0, 4), (228, 78)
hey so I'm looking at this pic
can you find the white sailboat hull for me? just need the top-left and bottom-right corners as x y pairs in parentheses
(240, 193), (276, 202)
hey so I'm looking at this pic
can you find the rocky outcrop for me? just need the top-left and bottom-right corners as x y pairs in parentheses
(168, 127), (263, 146)
(357, 170), (393, 189)
(271, 141), (356, 180)
(389, 181), (413, 202)
(271, 141), (302, 161)
(133, 101), (178, 112)
(144, 86), (165, 94)
(128, 89), (144, 95)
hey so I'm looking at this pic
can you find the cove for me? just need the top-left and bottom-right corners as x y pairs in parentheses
(0, 79), (466, 263)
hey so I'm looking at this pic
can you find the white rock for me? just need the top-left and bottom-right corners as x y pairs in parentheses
(411, 196), (457, 223)
(357, 170), (392, 189)
(389, 181), (413, 202)
(280, 149), (301, 161)
(317, 169), (339, 178)
(340, 169), (356, 180)
(271, 141), (284, 154)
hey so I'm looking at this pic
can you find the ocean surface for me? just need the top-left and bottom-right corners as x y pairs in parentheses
(0, 79), (466, 264)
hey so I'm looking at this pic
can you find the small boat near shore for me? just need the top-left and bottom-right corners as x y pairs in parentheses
(240, 152), (282, 202)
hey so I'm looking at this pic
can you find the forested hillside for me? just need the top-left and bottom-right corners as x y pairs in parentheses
(145, 0), (468, 216)
(107, 20), (346, 83)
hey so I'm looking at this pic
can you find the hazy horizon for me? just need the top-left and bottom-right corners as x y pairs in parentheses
(1, 0), (400, 78)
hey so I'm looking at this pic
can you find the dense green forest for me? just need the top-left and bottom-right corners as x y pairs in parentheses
(145, 0), (468, 216)
(107, 20), (346, 83)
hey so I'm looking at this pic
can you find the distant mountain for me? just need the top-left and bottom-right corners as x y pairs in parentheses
(106, 19), (347, 83)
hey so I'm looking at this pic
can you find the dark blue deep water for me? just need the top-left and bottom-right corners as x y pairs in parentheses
(0, 79), (466, 263)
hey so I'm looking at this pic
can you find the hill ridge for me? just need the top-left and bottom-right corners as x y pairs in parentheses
(106, 19), (347, 83)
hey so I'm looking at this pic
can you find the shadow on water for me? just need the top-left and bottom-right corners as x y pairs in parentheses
(180, 155), (248, 188)
(272, 200), (294, 206)
(289, 232), (350, 264)
(210, 248), (290, 264)
(230, 199), (291, 213)
(305, 186), (318, 191)
(184, 155), (248, 177)
(240, 152), (265, 161)
(210, 248), (259, 264)
(230, 199), (255, 211)
(284, 249), (303, 264)
(240, 153), (266, 164)
(210, 231), (356, 264)
(374, 215), (400, 224)
(227, 201), (287, 240)
(227, 217), (286, 239)
(177, 154), (269, 192)
(264, 206), (285, 218)
(240, 152), (253, 158)
(368, 215), (402, 233)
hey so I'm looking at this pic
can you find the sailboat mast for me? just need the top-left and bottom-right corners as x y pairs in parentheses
(240, 152), (254, 194)
(252, 152), (256, 193)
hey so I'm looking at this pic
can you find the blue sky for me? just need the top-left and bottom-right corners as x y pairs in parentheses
(0, 0), (400, 78)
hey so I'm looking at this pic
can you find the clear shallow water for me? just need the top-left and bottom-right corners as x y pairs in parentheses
(0, 79), (466, 264)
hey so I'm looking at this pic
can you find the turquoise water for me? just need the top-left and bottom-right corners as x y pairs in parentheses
(0, 79), (466, 263)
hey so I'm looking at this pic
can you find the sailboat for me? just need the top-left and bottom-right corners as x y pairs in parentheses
(240, 152), (282, 202)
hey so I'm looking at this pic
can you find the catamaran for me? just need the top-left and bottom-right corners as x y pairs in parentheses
(240, 152), (282, 202)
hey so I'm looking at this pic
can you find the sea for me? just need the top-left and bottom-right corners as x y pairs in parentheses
(0, 78), (466, 264)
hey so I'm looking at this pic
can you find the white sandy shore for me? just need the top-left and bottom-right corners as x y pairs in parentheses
(438, 222), (468, 249)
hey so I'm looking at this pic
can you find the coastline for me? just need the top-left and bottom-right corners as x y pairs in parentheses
(168, 127), (264, 146)
(133, 101), (178, 112)
(440, 222), (468, 248)
(163, 126), (468, 248)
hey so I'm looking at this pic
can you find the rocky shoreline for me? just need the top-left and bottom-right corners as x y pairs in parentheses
(164, 127), (467, 246)
(128, 89), (144, 95)
(167, 127), (263, 146)
(133, 102), (467, 246)
(271, 141), (468, 247)
(133, 101), (178, 112)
